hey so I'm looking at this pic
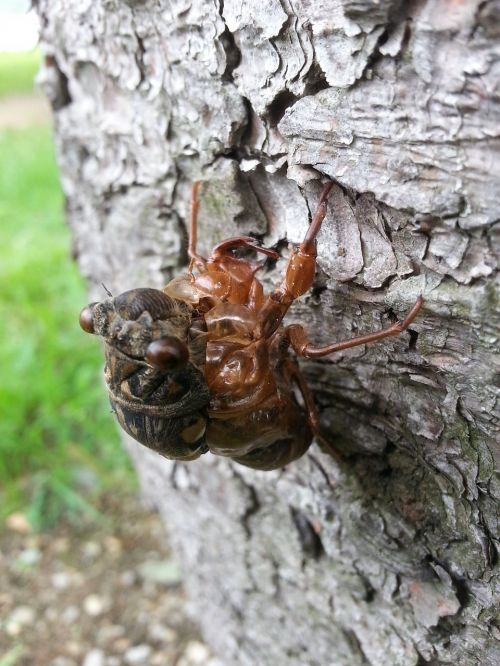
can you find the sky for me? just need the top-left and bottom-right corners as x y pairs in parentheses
(0, 1), (39, 51)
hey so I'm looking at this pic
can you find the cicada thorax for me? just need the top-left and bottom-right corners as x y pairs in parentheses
(202, 301), (275, 410)
(82, 288), (210, 461)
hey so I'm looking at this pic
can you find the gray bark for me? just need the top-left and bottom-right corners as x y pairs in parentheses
(36, 1), (499, 664)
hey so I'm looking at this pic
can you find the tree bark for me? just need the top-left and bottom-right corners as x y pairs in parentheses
(36, 1), (499, 664)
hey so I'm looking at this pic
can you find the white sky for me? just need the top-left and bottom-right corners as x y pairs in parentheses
(0, 1), (40, 52)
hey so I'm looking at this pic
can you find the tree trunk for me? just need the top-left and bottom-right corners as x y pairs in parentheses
(36, 1), (499, 664)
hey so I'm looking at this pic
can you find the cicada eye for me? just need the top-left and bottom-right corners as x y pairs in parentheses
(79, 304), (96, 334)
(146, 336), (189, 371)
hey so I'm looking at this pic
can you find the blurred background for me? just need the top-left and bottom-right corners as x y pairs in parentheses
(0, 2), (213, 664)
(0, 0), (132, 535)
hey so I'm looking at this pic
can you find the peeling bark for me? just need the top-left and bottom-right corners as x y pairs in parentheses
(36, 1), (499, 664)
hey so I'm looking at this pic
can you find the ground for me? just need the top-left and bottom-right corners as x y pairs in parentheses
(1, 494), (218, 666)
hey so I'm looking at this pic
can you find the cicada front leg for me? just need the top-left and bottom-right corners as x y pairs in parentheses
(187, 181), (206, 274)
(256, 182), (334, 339)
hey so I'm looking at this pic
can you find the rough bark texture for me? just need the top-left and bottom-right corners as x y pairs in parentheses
(37, 1), (499, 664)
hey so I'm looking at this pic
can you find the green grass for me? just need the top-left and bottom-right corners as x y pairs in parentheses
(0, 125), (135, 530)
(0, 50), (41, 97)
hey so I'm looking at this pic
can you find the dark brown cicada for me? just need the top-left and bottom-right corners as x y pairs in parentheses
(80, 288), (210, 461)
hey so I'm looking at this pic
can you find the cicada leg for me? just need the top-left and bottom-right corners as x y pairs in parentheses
(188, 181), (207, 274)
(212, 237), (279, 262)
(278, 181), (334, 300)
(283, 359), (343, 463)
(287, 297), (424, 358)
(256, 181), (334, 339)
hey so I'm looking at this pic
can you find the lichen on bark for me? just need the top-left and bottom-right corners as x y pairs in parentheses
(36, 0), (499, 664)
